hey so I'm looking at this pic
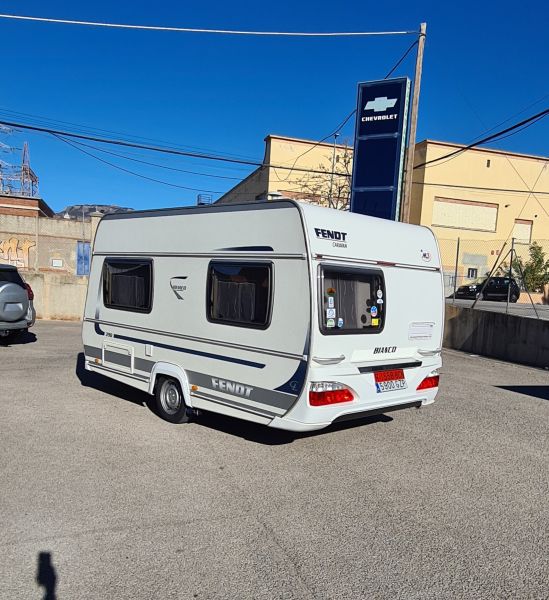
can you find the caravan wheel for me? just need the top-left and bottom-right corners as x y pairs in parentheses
(155, 377), (190, 424)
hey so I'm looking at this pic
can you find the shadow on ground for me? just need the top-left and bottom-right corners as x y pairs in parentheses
(194, 411), (393, 445)
(36, 551), (57, 600)
(75, 353), (394, 445)
(0, 330), (37, 346)
(497, 385), (549, 402)
(75, 352), (150, 407)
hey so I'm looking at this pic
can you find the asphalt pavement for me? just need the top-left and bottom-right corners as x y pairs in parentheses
(1, 321), (548, 599)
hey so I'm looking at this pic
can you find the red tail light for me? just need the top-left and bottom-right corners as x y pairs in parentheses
(417, 374), (439, 391)
(309, 382), (354, 406)
(25, 283), (34, 301)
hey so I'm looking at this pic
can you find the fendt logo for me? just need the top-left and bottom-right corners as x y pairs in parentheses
(212, 377), (253, 399)
(314, 228), (348, 248)
(364, 97), (398, 112)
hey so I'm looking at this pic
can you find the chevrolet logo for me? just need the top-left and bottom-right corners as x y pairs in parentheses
(364, 97), (398, 113)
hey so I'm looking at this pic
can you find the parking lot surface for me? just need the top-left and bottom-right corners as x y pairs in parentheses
(1, 321), (548, 599)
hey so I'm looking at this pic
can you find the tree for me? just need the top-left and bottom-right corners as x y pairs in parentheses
(288, 144), (352, 210)
(511, 241), (549, 292)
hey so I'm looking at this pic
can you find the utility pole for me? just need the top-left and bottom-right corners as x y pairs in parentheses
(400, 22), (426, 223)
(328, 132), (339, 209)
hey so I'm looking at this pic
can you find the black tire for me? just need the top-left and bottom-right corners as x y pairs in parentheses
(510, 293), (519, 303)
(154, 376), (190, 424)
(0, 330), (22, 345)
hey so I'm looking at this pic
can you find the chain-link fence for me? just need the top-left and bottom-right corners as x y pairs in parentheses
(439, 237), (549, 306)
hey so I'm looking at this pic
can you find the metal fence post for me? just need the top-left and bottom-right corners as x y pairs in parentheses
(452, 237), (460, 304)
(506, 237), (514, 314)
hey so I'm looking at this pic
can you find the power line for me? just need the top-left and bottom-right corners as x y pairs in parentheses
(384, 40), (417, 79)
(271, 110), (356, 183)
(0, 106), (259, 164)
(53, 134), (224, 193)
(412, 181), (549, 196)
(61, 138), (242, 180)
(0, 118), (351, 179)
(270, 41), (420, 184)
(414, 108), (549, 169)
(466, 92), (549, 141)
(0, 14), (417, 37)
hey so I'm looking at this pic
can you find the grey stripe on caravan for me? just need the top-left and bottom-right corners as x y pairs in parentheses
(191, 391), (278, 419)
(89, 362), (150, 383)
(84, 345), (101, 359)
(93, 252), (306, 260)
(83, 318), (305, 361)
(101, 200), (297, 220)
(104, 350), (131, 369)
(84, 345), (154, 373)
(83, 346), (296, 411)
(187, 370), (296, 411)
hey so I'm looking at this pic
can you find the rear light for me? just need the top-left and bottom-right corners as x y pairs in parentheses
(25, 283), (34, 301)
(417, 371), (439, 391)
(309, 382), (354, 406)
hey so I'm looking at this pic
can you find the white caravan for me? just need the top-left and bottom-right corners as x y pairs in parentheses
(82, 201), (443, 432)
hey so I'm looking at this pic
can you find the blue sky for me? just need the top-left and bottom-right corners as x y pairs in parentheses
(0, 1), (547, 212)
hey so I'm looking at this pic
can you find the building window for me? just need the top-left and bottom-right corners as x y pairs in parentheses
(76, 241), (91, 276)
(207, 262), (272, 328)
(467, 268), (478, 279)
(103, 259), (153, 313)
(320, 266), (385, 335)
(512, 219), (532, 245)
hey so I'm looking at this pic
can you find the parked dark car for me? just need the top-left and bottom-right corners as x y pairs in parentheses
(453, 277), (521, 302)
(0, 264), (35, 343)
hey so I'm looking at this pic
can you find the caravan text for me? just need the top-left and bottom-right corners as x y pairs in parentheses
(212, 377), (253, 398)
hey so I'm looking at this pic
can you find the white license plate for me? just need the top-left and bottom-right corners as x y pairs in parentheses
(376, 379), (407, 393)
(374, 369), (407, 393)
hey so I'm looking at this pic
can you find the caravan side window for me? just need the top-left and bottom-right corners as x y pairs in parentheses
(320, 266), (385, 334)
(207, 262), (272, 328)
(103, 259), (153, 313)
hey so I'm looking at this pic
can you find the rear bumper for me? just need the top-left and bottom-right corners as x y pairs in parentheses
(269, 394), (436, 432)
(269, 357), (441, 431)
(0, 319), (28, 332)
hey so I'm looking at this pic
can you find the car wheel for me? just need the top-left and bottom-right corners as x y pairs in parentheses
(154, 376), (190, 424)
(0, 330), (20, 345)
(510, 293), (519, 303)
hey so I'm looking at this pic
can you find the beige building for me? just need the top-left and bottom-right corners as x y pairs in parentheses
(412, 141), (549, 288)
(218, 135), (352, 209)
(218, 135), (549, 290)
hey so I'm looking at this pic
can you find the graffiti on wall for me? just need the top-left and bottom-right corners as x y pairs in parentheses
(0, 237), (36, 269)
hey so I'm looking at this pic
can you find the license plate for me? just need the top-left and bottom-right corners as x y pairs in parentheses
(374, 369), (407, 393)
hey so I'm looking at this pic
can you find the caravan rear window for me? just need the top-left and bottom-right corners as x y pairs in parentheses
(103, 259), (153, 313)
(207, 262), (272, 328)
(320, 266), (385, 334)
